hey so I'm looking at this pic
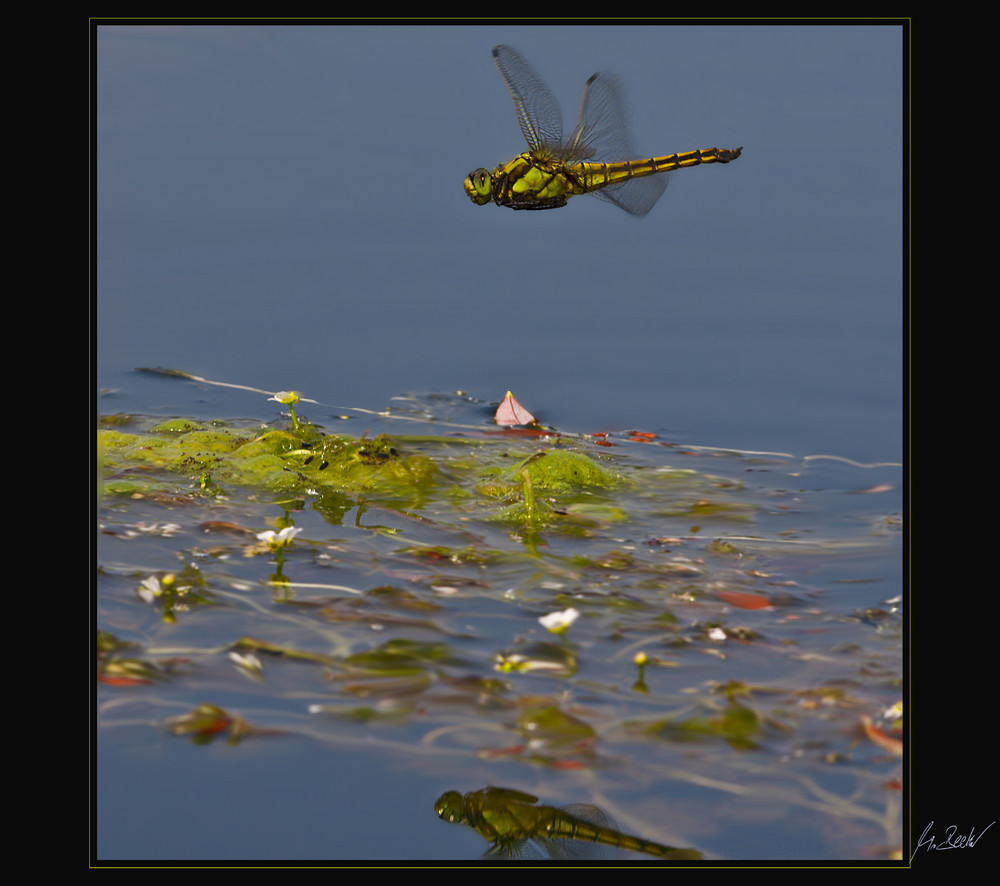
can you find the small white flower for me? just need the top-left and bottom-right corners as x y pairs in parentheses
(269, 391), (300, 405)
(133, 522), (182, 537)
(228, 651), (264, 677)
(257, 526), (303, 549)
(538, 607), (580, 633)
(708, 627), (727, 641)
(138, 576), (162, 603)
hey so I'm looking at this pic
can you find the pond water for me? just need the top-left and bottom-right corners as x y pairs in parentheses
(94, 22), (905, 864)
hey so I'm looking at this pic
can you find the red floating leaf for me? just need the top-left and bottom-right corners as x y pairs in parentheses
(98, 674), (155, 686)
(716, 590), (772, 610)
(478, 743), (526, 758)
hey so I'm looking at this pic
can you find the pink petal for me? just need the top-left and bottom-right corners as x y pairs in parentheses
(494, 391), (536, 426)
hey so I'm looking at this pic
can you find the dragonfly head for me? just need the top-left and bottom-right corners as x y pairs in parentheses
(435, 790), (467, 823)
(465, 168), (495, 205)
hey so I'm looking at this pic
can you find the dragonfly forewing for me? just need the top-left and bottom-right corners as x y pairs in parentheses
(493, 45), (564, 154)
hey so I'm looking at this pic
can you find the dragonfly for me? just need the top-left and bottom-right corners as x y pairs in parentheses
(435, 786), (703, 860)
(464, 45), (742, 217)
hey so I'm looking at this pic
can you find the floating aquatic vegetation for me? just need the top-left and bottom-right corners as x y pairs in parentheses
(96, 387), (903, 859)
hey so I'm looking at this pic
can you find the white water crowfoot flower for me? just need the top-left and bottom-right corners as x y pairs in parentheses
(257, 526), (302, 551)
(137, 576), (161, 603)
(129, 522), (182, 538)
(138, 574), (176, 603)
(136, 573), (187, 623)
(228, 651), (264, 679)
(538, 607), (580, 635)
(269, 391), (301, 429)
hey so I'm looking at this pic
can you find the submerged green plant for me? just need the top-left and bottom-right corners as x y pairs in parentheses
(98, 418), (438, 505)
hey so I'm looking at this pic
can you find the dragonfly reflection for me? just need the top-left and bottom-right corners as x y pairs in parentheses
(435, 785), (703, 860)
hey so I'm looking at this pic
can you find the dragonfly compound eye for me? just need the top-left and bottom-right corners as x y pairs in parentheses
(465, 168), (494, 205)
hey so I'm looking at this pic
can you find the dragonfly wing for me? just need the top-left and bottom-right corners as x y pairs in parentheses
(492, 45), (564, 154)
(569, 71), (669, 217)
(483, 840), (525, 859)
(566, 71), (637, 160)
(484, 830), (604, 861)
(536, 805), (619, 860)
(480, 785), (539, 804)
(592, 171), (670, 218)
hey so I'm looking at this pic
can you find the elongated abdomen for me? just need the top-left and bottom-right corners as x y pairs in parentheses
(541, 808), (683, 858)
(580, 146), (743, 192)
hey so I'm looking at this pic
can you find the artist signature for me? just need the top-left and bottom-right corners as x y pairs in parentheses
(910, 821), (994, 863)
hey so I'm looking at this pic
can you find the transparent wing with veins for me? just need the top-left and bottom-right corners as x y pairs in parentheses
(492, 44), (669, 216)
(492, 44), (563, 155)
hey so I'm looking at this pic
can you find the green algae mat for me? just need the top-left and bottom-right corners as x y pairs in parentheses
(96, 383), (903, 861)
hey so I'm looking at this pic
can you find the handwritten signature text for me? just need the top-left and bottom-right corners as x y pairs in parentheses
(910, 821), (994, 864)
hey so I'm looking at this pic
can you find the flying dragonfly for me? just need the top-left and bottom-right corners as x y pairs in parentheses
(464, 45), (742, 217)
(435, 786), (704, 860)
